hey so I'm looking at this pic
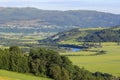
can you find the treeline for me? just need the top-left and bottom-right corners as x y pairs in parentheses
(0, 46), (117, 80)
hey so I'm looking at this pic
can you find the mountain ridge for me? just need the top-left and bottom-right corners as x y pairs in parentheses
(0, 7), (120, 29)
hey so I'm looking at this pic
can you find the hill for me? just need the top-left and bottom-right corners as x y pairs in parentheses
(0, 46), (116, 80)
(0, 7), (120, 32)
(40, 26), (120, 43)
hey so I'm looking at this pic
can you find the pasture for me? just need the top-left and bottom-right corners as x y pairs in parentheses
(67, 42), (120, 76)
(0, 70), (52, 80)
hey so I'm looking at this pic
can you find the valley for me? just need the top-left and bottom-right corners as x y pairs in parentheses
(0, 7), (120, 80)
(0, 26), (120, 79)
(40, 26), (120, 77)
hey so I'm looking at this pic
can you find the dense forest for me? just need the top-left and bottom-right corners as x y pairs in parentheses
(78, 28), (120, 42)
(0, 46), (118, 80)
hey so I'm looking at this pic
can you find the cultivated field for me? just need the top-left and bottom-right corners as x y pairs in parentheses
(67, 42), (120, 76)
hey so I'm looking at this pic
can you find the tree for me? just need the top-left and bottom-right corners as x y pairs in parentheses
(48, 64), (62, 80)
(0, 49), (10, 70)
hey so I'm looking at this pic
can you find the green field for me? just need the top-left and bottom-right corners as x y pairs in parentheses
(0, 70), (52, 80)
(66, 42), (120, 76)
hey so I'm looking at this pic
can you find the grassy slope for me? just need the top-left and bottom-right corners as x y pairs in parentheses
(67, 42), (120, 76)
(0, 70), (52, 80)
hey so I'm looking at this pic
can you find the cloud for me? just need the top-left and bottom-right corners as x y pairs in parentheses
(0, 0), (84, 2)
(0, 0), (37, 2)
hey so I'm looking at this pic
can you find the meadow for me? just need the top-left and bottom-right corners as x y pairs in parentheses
(0, 70), (52, 80)
(66, 42), (120, 76)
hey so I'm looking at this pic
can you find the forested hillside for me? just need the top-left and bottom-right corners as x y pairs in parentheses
(0, 46), (117, 80)
(82, 28), (120, 42)
(40, 26), (120, 43)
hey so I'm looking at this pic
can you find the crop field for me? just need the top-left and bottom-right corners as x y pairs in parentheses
(0, 70), (52, 80)
(67, 42), (120, 76)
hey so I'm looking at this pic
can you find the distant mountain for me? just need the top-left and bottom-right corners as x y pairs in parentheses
(40, 26), (120, 43)
(0, 7), (120, 30)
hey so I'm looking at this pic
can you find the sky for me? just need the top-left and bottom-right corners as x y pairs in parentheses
(0, 0), (120, 14)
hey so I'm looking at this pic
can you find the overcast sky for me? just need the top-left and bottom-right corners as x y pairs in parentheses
(0, 0), (120, 14)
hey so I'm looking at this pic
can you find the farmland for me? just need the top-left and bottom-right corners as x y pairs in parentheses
(43, 27), (120, 77)
(0, 26), (120, 79)
(0, 32), (48, 49)
(64, 42), (120, 76)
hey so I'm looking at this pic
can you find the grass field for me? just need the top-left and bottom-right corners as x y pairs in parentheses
(60, 50), (97, 56)
(66, 42), (120, 76)
(0, 70), (52, 80)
